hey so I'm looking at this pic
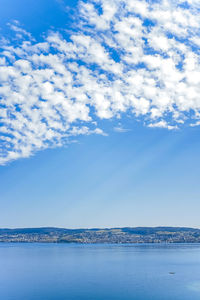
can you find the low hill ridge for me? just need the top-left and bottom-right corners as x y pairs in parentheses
(0, 226), (200, 243)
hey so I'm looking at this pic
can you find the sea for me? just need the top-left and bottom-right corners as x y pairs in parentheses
(0, 243), (200, 300)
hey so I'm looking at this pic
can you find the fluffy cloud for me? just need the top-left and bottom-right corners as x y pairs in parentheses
(0, 0), (200, 164)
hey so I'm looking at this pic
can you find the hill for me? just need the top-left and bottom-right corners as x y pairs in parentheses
(0, 227), (200, 243)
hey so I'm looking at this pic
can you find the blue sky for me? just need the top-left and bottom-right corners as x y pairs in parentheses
(0, 0), (200, 228)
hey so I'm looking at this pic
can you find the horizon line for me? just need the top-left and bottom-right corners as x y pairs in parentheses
(1, 226), (200, 230)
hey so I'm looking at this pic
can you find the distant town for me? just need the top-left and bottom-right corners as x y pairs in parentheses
(0, 227), (200, 243)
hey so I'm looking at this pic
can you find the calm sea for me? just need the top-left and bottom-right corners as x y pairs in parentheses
(0, 243), (200, 300)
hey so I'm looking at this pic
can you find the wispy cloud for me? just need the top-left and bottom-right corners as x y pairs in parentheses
(0, 0), (200, 164)
(114, 127), (130, 133)
(7, 20), (34, 40)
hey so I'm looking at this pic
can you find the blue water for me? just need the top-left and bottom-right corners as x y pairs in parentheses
(0, 243), (200, 300)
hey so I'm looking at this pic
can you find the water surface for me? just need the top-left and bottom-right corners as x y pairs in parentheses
(0, 243), (200, 300)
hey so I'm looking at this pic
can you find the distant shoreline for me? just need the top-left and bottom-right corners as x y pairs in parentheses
(0, 226), (200, 243)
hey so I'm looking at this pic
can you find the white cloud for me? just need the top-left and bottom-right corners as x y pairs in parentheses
(114, 127), (130, 133)
(7, 20), (34, 41)
(0, 0), (200, 164)
(148, 120), (178, 130)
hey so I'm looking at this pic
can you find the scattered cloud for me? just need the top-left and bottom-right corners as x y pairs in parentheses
(114, 127), (130, 133)
(0, 0), (200, 164)
(148, 121), (178, 130)
(190, 121), (200, 127)
(7, 20), (35, 41)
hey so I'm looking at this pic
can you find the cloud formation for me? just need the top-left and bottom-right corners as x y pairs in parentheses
(0, 0), (200, 164)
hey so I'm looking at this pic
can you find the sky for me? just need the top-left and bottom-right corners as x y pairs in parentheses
(0, 0), (200, 228)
